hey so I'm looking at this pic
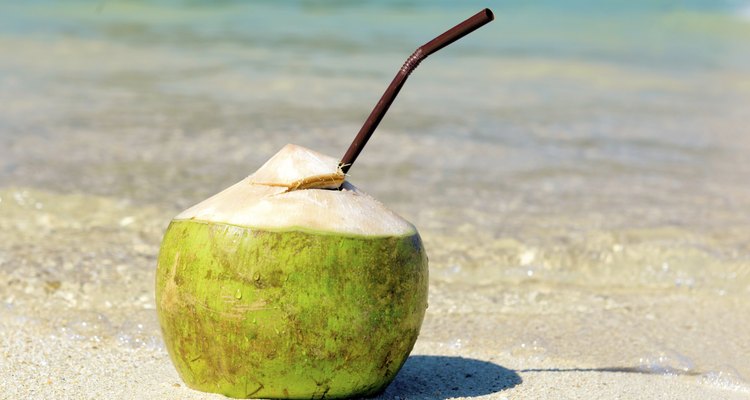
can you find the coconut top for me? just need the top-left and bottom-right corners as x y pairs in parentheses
(174, 144), (416, 237)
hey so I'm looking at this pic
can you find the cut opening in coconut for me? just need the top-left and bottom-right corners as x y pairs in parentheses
(249, 144), (345, 191)
(174, 144), (415, 237)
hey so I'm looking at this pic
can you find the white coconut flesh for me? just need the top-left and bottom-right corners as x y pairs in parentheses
(174, 144), (416, 237)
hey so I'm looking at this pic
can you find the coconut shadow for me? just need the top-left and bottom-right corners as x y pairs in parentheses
(373, 356), (521, 399)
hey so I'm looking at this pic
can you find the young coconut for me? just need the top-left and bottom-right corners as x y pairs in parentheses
(156, 9), (493, 399)
(156, 144), (428, 398)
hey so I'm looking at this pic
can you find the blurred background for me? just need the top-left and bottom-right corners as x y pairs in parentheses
(1, 0), (749, 398)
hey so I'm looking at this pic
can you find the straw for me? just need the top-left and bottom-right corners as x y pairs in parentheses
(339, 8), (494, 175)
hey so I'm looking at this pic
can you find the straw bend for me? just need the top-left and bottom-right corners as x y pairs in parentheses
(340, 8), (494, 176)
(400, 49), (424, 76)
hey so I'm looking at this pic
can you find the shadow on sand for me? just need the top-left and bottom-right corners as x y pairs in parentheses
(374, 356), (521, 399)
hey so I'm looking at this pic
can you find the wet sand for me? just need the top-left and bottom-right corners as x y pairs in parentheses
(2, 187), (749, 399)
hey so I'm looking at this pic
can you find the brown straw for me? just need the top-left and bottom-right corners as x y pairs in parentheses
(339, 8), (494, 175)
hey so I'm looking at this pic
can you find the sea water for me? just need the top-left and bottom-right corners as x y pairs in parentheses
(1, 0), (749, 397)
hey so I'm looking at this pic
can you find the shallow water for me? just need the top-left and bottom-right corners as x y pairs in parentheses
(1, 1), (750, 397)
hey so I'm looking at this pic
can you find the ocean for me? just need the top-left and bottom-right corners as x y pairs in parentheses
(1, 0), (749, 397)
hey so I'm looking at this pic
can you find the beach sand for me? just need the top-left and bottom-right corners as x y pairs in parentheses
(1, 188), (748, 399)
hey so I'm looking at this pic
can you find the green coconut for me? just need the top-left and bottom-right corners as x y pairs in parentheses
(155, 144), (429, 399)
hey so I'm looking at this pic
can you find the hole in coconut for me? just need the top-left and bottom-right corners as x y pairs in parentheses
(254, 172), (346, 192)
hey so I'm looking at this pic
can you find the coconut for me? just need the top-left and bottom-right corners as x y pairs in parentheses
(155, 144), (428, 399)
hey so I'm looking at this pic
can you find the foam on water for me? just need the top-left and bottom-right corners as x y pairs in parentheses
(636, 350), (696, 375)
(701, 367), (750, 393)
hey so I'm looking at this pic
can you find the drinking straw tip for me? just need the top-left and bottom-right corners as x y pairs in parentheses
(484, 8), (494, 21)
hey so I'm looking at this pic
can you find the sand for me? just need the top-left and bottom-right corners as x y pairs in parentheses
(1, 188), (749, 400)
(3, 293), (748, 399)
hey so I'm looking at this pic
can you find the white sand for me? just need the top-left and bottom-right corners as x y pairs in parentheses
(1, 189), (749, 399)
(2, 312), (748, 400)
